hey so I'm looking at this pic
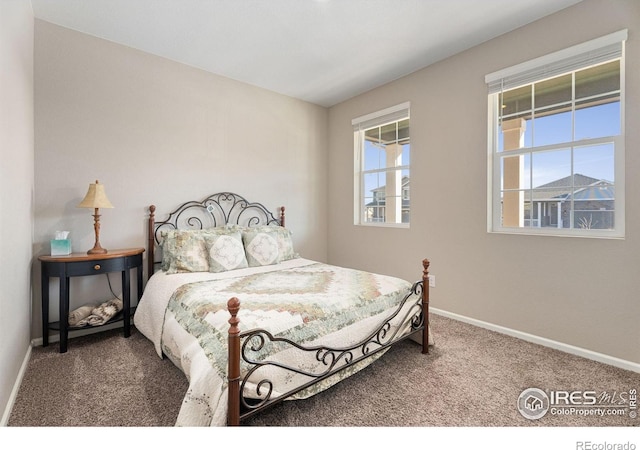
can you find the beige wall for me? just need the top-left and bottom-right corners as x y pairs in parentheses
(29, 0), (639, 368)
(33, 21), (328, 330)
(328, 0), (640, 364)
(0, 0), (34, 423)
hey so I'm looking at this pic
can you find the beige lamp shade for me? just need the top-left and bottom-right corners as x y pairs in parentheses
(78, 180), (113, 254)
(78, 180), (114, 209)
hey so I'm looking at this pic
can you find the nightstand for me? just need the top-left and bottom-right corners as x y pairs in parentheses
(39, 247), (144, 353)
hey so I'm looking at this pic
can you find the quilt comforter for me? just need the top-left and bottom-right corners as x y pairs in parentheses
(134, 258), (421, 426)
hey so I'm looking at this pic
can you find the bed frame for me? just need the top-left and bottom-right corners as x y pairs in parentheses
(146, 192), (430, 426)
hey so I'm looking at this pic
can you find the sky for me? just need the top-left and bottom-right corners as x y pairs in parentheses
(357, 94), (619, 226)
(500, 101), (619, 188)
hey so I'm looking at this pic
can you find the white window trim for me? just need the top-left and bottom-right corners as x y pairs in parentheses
(352, 102), (410, 130)
(486, 30), (626, 239)
(353, 102), (410, 228)
(485, 30), (627, 91)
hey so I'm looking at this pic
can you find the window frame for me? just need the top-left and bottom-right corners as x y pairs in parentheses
(352, 102), (410, 228)
(485, 31), (626, 239)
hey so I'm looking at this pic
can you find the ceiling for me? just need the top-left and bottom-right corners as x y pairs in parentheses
(30, 0), (583, 107)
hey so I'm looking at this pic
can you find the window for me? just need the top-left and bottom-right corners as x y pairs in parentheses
(353, 102), (410, 226)
(486, 30), (626, 238)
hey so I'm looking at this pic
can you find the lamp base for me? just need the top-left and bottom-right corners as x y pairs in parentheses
(87, 246), (108, 255)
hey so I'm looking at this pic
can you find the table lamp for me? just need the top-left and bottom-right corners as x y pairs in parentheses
(77, 180), (114, 254)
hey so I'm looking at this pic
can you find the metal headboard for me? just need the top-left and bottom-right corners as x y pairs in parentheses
(147, 192), (285, 278)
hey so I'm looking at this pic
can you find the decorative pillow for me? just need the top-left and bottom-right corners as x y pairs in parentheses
(245, 225), (298, 261)
(272, 226), (298, 261)
(159, 229), (183, 271)
(242, 228), (280, 267)
(160, 228), (232, 274)
(204, 232), (248, 273)
(217, 224), (247, 234)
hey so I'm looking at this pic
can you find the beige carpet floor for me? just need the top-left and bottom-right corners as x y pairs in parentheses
(8, 314), (640, 428)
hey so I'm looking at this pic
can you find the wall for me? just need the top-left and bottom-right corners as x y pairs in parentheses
(33, 21), (328, 334)
(0, 0), (34, 423)
(327, 0), (639, 364)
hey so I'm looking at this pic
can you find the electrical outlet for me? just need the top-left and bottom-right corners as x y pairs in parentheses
(429, 275), (436, 288)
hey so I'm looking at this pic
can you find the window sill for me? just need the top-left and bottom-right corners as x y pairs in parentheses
(356, 223), (410, 229)
(488, 227), (624, 240)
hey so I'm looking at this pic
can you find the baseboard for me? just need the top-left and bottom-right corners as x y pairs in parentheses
(0, 344), (32, 427)
(431, 308), (640, 374)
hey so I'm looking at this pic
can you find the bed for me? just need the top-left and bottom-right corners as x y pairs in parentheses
(133, 192), (431, 426)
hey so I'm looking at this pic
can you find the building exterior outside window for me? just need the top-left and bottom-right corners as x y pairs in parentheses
(353, 102), (410, 227)
(486, 30), (626, 238)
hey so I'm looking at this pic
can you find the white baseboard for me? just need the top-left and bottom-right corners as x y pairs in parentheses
(431, 308), (640, 374)
(1, 344), (32, 427)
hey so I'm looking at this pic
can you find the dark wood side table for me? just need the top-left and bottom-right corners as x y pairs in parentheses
(39, 247), (144, 353)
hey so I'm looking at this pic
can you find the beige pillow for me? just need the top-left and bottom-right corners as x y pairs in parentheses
(160, 228), (232, 273)
(204, 232), (248, 273)
(242, 228), (280, 267)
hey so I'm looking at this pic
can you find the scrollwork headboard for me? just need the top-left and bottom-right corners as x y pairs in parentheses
(147, 192), (285, 278)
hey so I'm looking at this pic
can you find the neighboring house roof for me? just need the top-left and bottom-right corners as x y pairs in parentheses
(370, 176), (410, 195)
(365, 198), (410, 208)
(571, 182), (615, 201)
(531, 174), (614, 202)
(538, 173), (600, 190)
(367, 176), (410, 208)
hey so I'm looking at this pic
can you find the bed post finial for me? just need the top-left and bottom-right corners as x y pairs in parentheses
(228, 297), (240, 332)
(227, 297), (241, 426)
(422, 258), (430, 281)
(280, 206), (285, 227)
(421, 259), (430, 355)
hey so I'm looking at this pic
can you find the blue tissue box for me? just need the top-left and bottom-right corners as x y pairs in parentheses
(51, 239), (71, 256)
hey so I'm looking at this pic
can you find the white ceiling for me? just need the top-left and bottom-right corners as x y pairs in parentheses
(30, 0), (583, 107)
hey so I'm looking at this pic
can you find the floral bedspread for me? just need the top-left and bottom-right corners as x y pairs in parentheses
(134, 258), (421, 426)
